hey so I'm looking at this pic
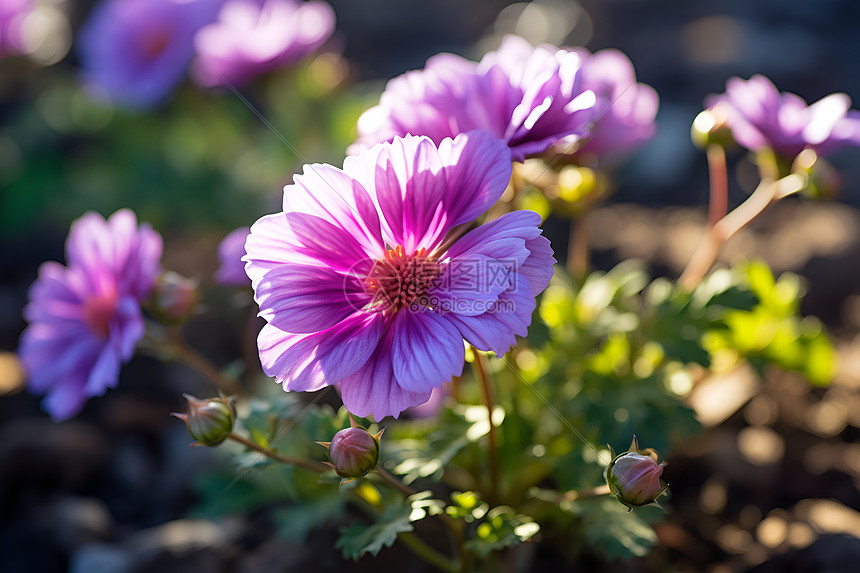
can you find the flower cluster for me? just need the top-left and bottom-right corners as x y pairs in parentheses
(18, 210), (162, 420)
(243, 130), (555, 419)
(15, 10), (860, 562)
(706, 75), (860, 160)
(78, 0), (335, 108)
(353, 35), (658, 163)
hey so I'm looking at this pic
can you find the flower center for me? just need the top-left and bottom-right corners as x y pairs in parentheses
(140, 28), (172, 60)
(364, 246), (440, 314)
(83, 291), (118, 338)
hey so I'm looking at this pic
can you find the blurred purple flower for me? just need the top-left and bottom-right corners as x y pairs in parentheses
(407, 383), (449, 418)
(78, 0), (224, 109)
(0, 0), (33, 57)
(558, 48), (658, 159)
(192, 0), (335, 87)
(353, 35), (598, 162)
(215, 226), (250, 285)
(244, 131), (555, 419)
(707, 75), (860, 159)
(18, 210), (163, 420)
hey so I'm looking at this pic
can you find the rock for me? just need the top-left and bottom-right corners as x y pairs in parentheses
(124, 518), (239, 573)
(0, 419), (108, 513)
(52, 496), (115, 549)
(70, 543), (132, 573)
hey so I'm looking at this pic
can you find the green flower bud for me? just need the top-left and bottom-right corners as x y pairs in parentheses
(793, 149), (841, 199)
(691, 106), (734, 150)
(605, 436), (668, 511)
(322, 426), (381, 479)
(172, 394), (234, 447)
(557, 165), (597, 205)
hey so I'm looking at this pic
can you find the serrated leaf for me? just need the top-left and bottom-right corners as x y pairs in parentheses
(335, 504), (414, 560)
(581, 498), (659, 560)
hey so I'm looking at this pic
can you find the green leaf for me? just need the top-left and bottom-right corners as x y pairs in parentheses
(190, 463), (299, 519)
(386, 408), (475, 483)
(272, 495), (346, 542)
(579, 497), (659, 560)
(407, 491), (446, 521)
(463, 506), (539, 558)
(336, 504), (414, 560)
(711, 261), (836, 386)
(704, 285), (759, 312)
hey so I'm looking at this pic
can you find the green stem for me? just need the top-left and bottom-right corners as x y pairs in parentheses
(228, 433), (327, 473)
(678, 174), (804, 291)
(168, 328), (243, 396)
(706, 144), (728, 228)
(561, 484), (612, 502)
(234, 431), (465, 569)
(374, 467), (416, 497)
(397, 532), (460, 573)
(473, 352), (500, 501)
(566, 208), (591, 280)
(349, 487), (462, 573)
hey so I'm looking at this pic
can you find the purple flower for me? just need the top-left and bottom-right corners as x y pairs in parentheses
(353, 35), (597, 162)
(707, 75), (860, 159)
(78, 0), (223, 108)
(192, 0), (335, 87)
(560, 48), (658, 159)
(0, 0), (33, 57)
(18, 210), (163, 420)
(215, 226), (250, 285)
(244, 131), (555, 419)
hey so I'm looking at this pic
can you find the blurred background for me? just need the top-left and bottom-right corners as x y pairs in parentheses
(2, 0), (860, 571)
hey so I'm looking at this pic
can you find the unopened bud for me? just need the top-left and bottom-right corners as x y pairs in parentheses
(557, 166), (597, 204)
(691, 105), (734, 150)
(321, 426), (381, 479)
(605, 436), (668, 511)
(172, 394), (234, 447)
(793, 149), (842, 199)
(150, 271), (198, 324)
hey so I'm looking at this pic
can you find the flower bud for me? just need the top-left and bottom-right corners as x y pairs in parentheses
(557, 165), (597, 205)
(793, 149), (842, 199)
(605, 436), (668, 511)
(150, 271), (198, 324)
(322, 426), (381, 479)
(691, 105), (734, 150)
(172, 394), (234, 447)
